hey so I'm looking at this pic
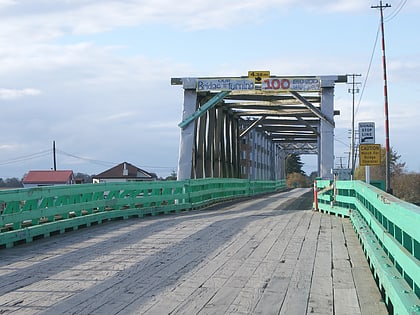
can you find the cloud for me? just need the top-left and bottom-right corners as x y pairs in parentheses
(0, 88), (41, 100)
(0, 0), (391, 43)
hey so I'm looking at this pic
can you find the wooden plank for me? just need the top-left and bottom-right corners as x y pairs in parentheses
(253, 210), (313, 314)
(334, 287), (361, 315)
(307, 213), (334, 315)
(342, 219), (388, 315)
(279, 212), (320, 315)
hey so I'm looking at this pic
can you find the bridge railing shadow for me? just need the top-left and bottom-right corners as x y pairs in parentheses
(316, 179), (420, 314)
(0, 178), (286, 249)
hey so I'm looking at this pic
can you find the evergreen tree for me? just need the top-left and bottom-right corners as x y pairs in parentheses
(286, 154), (305, 175)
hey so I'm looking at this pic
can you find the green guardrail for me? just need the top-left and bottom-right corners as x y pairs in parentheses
(0, 178), (286, 249)
(316, 180), (420, 315)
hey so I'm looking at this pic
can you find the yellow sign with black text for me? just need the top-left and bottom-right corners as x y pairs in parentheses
(359, 144), (381, 166)
(248, 71), (270, 83)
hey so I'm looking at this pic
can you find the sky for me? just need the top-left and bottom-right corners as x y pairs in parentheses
(0, 0), (419, 179)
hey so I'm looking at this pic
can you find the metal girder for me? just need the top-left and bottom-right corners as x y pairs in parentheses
(278, 142), (318, 154)
(262, 126), (317, 132)
(240, 116), (266, 138)
(269, 133), (317, 141)
(290, 90), (335, 128)
(178, 91), (230, 129)
(224, 100), (312, 107)
(296, 116), (320, 136)
(263, 117), (319, 124)
(234, 110), (315, 117)
(224, 92), (320, 102)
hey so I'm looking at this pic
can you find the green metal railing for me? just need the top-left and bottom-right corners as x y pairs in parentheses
(316, 180), (420, 314)
(0, 178), (286, 249)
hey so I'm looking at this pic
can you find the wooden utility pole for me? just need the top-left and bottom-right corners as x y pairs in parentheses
(53, 140), (57, 171)
(371, 1), (392, 193)
(347, 74), (361, 178)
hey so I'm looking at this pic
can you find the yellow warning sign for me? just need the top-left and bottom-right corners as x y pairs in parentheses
(359, 144), (381, 166)
(248, 71), (270, 83)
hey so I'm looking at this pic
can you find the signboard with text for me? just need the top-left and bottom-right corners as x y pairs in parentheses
(359, 144), (381, 166)
(197, 78), (255, 92)
(261, 77), (320, 92)
(359, 122), (375, 144)
(248, 71), (270, 83)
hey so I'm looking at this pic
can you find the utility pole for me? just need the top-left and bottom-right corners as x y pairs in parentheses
(371, 1), (392, 193)
(53, 140), (57, 171)
(347, 74), (361, 179)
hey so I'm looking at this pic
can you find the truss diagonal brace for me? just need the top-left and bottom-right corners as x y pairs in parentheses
(296, 116), (320, 136)
(290, 90), (335, 128)
(178, 91), (230, 129)
(240, 116), (266, 138)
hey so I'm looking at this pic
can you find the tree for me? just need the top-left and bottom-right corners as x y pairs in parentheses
(165, 170), (177, 181)
(286, 172), (310, 188)
(74, 173), (92, 184)
(392, 173), (420, 205)
(353, 146), (420, 204)
(286, 154), (305, 175)
(0, 177), (23, 188)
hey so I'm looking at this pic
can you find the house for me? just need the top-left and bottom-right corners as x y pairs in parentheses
(22, 170), (75, 188)
(92, 162), (156, 183)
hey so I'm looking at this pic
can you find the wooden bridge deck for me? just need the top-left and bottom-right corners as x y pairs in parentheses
(0, 188), (387, 314)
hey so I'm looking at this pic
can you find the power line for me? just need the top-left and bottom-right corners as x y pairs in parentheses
(0, 149), (51, 166)
(356, 24), (380, 116)
(385, 0), (407, 22)
(356, 0), (406, 116)
(56, 149), (117, 167)
(56, 149), (175, 171)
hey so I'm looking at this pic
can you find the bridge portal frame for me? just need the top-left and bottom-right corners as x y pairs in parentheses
(172, 75), (347, 180)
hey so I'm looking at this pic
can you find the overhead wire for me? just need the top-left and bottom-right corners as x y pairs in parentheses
(0, 149), (51, 166)
(384, 0), (407, 22)
(356, 0), (407, 116)
(56, 149), (117, 167)
(56, 149), (175, 171)
(355, 24), (380, 116)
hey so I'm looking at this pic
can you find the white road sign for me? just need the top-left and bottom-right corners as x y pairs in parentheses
(359, 122), (375, 144)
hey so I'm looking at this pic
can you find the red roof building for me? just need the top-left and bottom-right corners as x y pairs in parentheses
(22, 170), (75, 188)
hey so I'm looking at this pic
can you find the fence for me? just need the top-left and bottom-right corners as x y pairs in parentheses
(0, 178), (286, 249)
(316, 179), (420, 315)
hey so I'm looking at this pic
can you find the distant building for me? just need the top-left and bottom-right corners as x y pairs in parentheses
(22, 170), (75, 188)
(92, 162), (156, 183)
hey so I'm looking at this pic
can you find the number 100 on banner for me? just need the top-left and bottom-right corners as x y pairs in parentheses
(261, 78), (320, 92)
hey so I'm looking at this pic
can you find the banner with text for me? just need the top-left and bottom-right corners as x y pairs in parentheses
(261, 77), (320, 92)
(197, 79), (255, 92)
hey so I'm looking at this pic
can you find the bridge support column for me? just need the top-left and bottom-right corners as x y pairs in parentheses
(319, 79), (335, 179)
(177, 79), (197, 180)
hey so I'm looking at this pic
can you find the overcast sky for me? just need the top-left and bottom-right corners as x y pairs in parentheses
(0, 0), (418, 179)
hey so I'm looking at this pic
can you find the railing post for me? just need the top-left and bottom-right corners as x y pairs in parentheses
(313, 180), (319, 211)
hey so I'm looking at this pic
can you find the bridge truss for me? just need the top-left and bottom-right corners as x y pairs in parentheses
(172, 74), (347, 180)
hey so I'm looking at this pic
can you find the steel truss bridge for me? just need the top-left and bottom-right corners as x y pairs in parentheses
(171, 74), (347, 180)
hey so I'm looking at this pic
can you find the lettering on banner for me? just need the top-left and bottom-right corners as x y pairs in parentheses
(197, 79), (255, 92)
(262, 78), (320, 92)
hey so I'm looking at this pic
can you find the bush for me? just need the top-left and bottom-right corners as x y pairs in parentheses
(286, 173), (310, 188)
